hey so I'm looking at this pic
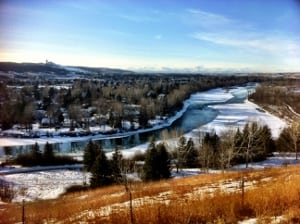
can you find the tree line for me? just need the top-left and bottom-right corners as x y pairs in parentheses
(12, 142), (78, 166)
(0, 74), (269, 131)
(250, 80), (300, 117)
(83, 119), (300, 188)
(8, 119), (298, 189)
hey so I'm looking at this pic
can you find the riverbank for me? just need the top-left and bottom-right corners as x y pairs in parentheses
(0, 83), (287, 158)
(0, 91), (191, 150)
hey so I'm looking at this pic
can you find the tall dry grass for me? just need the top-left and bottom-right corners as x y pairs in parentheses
(1, 166), (300, 223)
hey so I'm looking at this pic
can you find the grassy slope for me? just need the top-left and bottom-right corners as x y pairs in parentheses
(1, 165), (300, 223)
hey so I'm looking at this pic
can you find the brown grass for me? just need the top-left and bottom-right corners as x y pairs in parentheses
(1, 166), (300, 223)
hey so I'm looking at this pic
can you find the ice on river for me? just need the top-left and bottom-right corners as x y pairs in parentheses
(192, 100), (286, 138)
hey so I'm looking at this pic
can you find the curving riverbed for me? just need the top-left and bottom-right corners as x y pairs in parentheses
(1, 82), (286, 158)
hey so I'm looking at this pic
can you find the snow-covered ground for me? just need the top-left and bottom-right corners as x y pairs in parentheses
(1, 169), (89, 202)
(231, 152), (300, 170)
(1, 152), (299, 202)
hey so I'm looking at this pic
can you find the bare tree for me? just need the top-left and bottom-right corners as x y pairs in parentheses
(68, 105), (81, 131)
(219, 129), (237, 171)
(290, 120), (300, 160)
(235, 122), (270, 168)
(199, 143), (213, 173)
(278, 120), (300, 160)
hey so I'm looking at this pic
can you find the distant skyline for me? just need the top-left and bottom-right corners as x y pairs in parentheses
(1, 0), (300, 73)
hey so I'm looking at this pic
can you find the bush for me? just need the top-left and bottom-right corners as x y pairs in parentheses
(0, 180), (15, 202)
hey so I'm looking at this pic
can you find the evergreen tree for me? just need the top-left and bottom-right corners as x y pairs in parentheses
(83, 140), (100, 171)
(276, 121), (300, 160)
(111, 146), (123, 183)
(260, 125), (275, 155)
(90, 148), (112, 188)
(234, 122), (272, 168)
(143, 138), (160, 181)
(233, 128), (244, 163)
(31, 142), (42, 163)
(43, 142), (54, 164)
(202, 132), (220, 168)
(156, 143), (171, 179)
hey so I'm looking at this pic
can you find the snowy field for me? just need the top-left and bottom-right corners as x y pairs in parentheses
(1, 169), (89, 202)
(1, 153), (299, 202)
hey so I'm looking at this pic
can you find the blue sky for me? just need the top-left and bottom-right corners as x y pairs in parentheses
(0, 0), (300, 72)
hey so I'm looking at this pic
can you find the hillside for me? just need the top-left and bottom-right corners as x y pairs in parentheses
(0, 61), (134, 80)
(1, 165), (300, 223)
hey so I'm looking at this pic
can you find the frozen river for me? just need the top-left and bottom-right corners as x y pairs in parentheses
(0, 83), (286, 158)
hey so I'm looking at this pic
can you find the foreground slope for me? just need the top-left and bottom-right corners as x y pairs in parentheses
(1, 165), (300, 223)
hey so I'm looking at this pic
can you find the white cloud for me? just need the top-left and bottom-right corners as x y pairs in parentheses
(185, 8), (235, 28)
(191, 32), (300, 55)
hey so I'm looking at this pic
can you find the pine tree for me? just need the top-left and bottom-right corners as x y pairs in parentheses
(202, 132), (220, 168)
(143, 138), (159, 181)
(31, 142), (42, 163)
(260, 125), (275, 155)
(233, 128), (244, 163)
(90, 148), (112, 188)
(234, 122), (272, 168)
(43, 142), (54, 164)
(111, 146), (123, 183)
(276, 120), (300, 160)
(83, 140), (100, 171)
(157, 143), (171, 179)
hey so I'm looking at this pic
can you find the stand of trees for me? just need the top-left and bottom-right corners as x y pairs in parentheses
(83, 139), (171, 187)
(173, 122), (275, 171)
(276, 120), (300, 160)
(0, 74), (271, 132)
(83, 119), (299, 188)
(142, 139), (171, 181)
(14, 142), (78, 166)
(83, 141), (123, 188)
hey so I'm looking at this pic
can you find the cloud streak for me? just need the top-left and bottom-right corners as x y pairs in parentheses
(186, 8), (234, 26)
(191, 32), (300, 55)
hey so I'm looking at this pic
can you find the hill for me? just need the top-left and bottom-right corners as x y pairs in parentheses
(1, 165), (300, 223)
(0, 61), (133, 78)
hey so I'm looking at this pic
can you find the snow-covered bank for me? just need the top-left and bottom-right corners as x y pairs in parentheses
(188, 99), (286, 139)
(0, 93), (191, 149)
(0, 164), (82, 175)
(0, 84), (287, 159)
(119, 87), (286, 158)
(0, 86), (244, 150)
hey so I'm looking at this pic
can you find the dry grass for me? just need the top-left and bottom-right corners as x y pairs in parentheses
(1, 166), (300, 223)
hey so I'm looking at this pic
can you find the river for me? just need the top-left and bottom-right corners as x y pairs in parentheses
(0, 83), (257, 158)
